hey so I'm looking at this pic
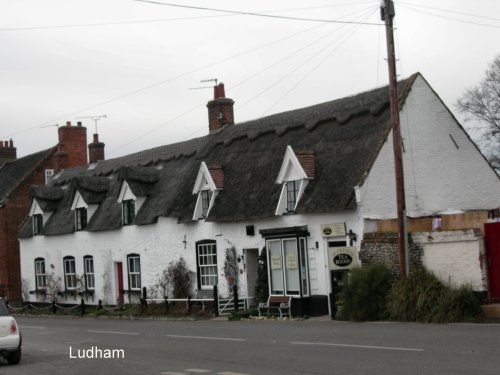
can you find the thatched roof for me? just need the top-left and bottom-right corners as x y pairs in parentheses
(18, 74), (418, 237)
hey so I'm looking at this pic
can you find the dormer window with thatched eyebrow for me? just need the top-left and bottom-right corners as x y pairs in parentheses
(28, 197), (47, 236)
(75, 208), (87, 231)
(33, 214), (43, 235)
(122, 200), (135, 225)
(192, 162), (223, 220)
(275, 146), (315, 215)
(117, 180), (139, 226)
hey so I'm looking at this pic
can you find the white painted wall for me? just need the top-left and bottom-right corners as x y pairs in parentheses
(359, 75), (500, 219)
(20, 209), (363, 304)
(413, 230), (487, 291)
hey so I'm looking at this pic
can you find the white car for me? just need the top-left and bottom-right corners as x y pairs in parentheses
(0, 298), (21, 365)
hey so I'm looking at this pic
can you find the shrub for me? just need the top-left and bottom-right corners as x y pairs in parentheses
(338, 264), (394, 321)
(386, 268), (481, 323)
(167, 258), (194, 298)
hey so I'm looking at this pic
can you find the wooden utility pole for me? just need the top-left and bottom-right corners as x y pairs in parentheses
(381, 0), (408, 280)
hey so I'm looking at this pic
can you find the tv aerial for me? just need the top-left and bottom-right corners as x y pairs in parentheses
(75, 114), (107, 133)
(189, 78), (218, 90)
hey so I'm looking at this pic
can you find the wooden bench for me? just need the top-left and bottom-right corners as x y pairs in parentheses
(194, 290), (214, 310)
(258, 296), (292, 318)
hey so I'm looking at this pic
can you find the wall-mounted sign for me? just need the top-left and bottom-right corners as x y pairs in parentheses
(270, 256), (282, 270)
(320, 223), (346, 237)
(328, 246), (358, 270)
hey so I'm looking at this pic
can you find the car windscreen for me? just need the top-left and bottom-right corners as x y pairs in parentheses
(0, 300), (9, 316)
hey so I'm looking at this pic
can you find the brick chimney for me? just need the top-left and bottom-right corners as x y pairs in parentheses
(88, 133), (105, 163)
(207, 83), (235, 133)
(0, 139), (16, 161)
(57, 121), (88, 168)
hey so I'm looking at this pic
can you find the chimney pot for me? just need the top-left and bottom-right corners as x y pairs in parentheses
(66, 121), (71, 127)
(9, 139), (13, 147)
(77, 121), (82, 127)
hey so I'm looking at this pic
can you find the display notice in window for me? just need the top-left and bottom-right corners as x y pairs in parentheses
(286, 254), (298, 269)
(270, 256), (282, 269)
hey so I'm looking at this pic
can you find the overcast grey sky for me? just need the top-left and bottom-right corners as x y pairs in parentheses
(1, 0), (499, 159)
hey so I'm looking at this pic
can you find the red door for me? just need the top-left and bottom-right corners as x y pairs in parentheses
(485, 222), (500, 301)
(116, 262), (124, 305)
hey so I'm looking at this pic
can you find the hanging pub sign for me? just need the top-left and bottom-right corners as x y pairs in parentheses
(320, 223), (346, 237)
(328, 246), (358, 270)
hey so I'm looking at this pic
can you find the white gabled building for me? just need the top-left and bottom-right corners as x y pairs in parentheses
(19, 76), (500, 315)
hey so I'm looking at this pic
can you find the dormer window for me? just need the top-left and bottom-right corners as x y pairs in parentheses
(122, 199), (135, 225)
(75, 208), (87, 231)
(201, 190), (213, 218)
(192, 162), (223, 220)
(33, 214), (43, 235)
(275, 146), (315, 215)
(286, 180), (301, 212)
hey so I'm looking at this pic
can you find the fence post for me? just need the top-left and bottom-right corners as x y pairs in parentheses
(164, 297), (169, 314)
(142, 287), (148, 313)
(213, 285), (219, 317)
(52, 300), (57, 314)
(187, 296), (192, 315)
(233, 284), (239, 312)
(81, 298), (85, 316)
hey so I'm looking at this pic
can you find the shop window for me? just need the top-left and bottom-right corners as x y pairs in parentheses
(266, 237), (309, 297)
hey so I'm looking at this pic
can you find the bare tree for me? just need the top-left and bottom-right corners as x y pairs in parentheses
(456, 55), (500, 172)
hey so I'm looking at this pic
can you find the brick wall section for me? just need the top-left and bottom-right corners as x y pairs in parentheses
(0, 162), (49, 300)
(0, 124), (90, 301)
(360, 232), (423, 277)
(208, 166), (224, 189)
(296, 151), (315, 178)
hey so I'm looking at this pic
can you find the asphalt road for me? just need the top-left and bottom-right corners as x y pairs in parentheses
(0, 316), (499, 375)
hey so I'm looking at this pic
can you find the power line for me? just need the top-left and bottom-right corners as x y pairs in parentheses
(0, 14), (234, 32)
(231, 5), (376, 91)
(0, 21), (342, 140)
(133, 0), (382, 26)
(262, 8), (379, 115)
(236, 7), (378, 110)
(398, 4), (500, 29)
(398, 1), (500, 22)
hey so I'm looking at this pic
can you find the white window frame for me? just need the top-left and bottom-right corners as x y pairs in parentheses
(122, 199), (135, 225)
(75, 207), (87, 231)
(33, 214), (43, 235)
(63, 256), (76, 290)
(197, 242), (218, 290)
(45, 169), (54, 185)
(84, 256), (95, 290)
(275, 179), (308, 215)
(266, 237), (309, 297)
(35, 258), (46, 290)
(127, 254), (141, 290)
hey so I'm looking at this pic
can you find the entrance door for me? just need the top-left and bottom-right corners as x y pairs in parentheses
(115, 262), (124, 305)
(485, 222), (500, 301)
(245, 249), (258, 304)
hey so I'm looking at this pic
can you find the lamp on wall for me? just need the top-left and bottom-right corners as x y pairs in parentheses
(348, 229), (357, 246)
(182, 235), (187, 249)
